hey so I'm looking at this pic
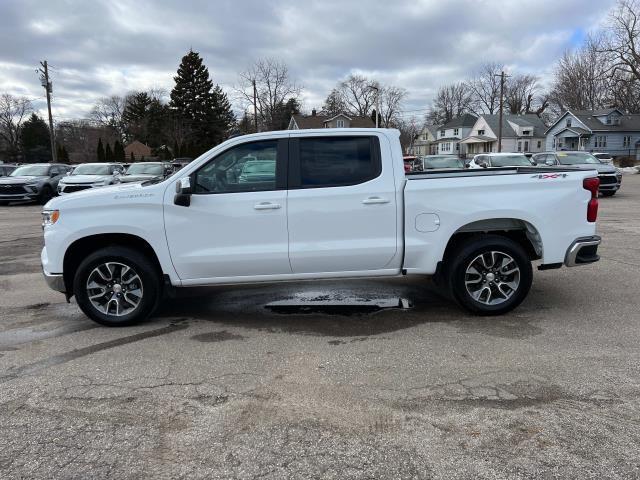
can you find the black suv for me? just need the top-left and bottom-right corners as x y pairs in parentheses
(0, 163), (73, 205)
(532, 151), (622, 196)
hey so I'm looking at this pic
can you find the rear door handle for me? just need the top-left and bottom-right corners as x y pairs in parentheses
(254, 202), (281, 210)
(362, 196), (390, 205)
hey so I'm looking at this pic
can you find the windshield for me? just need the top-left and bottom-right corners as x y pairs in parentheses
(422, 156), (463, 169)
(71, 164), (114, 175)
(556, 152), (601, 165)
(489, 155), (532, 167)
(126, 163), (164, 175)
(10, 165), (49, 176)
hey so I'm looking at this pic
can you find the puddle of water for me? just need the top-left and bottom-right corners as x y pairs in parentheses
(265, 292), (412, 316)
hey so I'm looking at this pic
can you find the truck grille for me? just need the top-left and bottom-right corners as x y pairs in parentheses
(0, 185), (26, 195)
(63, 185), (92, 193)
(598, 175), (617, 185)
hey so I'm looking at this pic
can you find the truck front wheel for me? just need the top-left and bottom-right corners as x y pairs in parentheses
(73, 246), (161, 326)
(446, 235), (532, 316)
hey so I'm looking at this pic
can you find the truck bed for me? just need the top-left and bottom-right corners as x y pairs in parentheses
(406, 166), (595, 180)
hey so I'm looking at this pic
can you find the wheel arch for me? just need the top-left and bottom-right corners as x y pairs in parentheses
(63, 233), (164, 296)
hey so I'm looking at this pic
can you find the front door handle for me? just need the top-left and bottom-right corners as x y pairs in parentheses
(254, 202), (281, 210)
(362, 196), (390, 205)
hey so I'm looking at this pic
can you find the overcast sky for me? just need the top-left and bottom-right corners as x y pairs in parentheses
(0, 0), (615, 122)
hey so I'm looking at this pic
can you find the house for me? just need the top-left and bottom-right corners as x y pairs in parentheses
(434, 114), (477, 156)
(461, 114), (547, 155)
(545, 108), (640, 159)
(409, 125), (438, 156)
(124, 140), (152, 161)
(288, 110), (375, 129)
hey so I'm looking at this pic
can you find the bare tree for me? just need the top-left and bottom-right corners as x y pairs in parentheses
(426, 83), (473, 125)
(337, 74), (378, 116)
(0, 93), (33, 161)
(504, 74), (548, 115)
(603, 0), (640, 83)
(379, 85), (408, 127)
(550, 35), (611, 111)
(393, 116), (421, 154)
(90, 95), (128, 140)
(237, 58), (302, 131)
(322, 88), (347, 116)
(55, 120), (118, 163)
(466, 62), (503, 115)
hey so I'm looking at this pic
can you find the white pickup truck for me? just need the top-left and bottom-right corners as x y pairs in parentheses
(41, 129), (601, 326)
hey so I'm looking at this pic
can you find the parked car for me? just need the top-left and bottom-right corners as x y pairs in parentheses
(403, 155), (418, 173)
(41, 129), (602, 326)
(0, 164), (18, 177)
(468, 153), (534, 169)
(115, 162), (174, 184)
(171, 157), (193, 172)
(58, 163), (125, 195)
(532, 151), (622, 197)
(420, 155), (464, 170)
(0, 163), (72, 205)
(592, 152), (614, 165)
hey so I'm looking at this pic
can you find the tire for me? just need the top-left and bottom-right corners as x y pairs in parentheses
(39, 185), (54, 205)
(73, 246), (162, 326)
(445, 235), (533, 316)
(601, 191), (616, 197)
(0, 201), (9, 206)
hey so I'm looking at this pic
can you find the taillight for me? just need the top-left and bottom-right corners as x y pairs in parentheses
(583, 177), (599, 222)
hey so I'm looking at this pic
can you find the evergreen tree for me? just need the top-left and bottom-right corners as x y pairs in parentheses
(105, 143), (113, 162)
(61, 145), (70, 163)
(20, 113), (51, 162)
(169, 49), (235, 155)
(113, 140), (125, 162)
(97, 138), (105, 162)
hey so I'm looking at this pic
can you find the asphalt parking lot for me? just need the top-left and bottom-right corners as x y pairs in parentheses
(1, 176), (640, 479)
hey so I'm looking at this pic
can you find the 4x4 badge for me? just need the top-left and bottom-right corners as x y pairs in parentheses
(531, 173), (568, 179)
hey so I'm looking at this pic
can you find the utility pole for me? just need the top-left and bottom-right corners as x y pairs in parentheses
(38, 61), (57, 162)
(369, 84), (380, 128)
(495, 71), (508, 153)
(252, 79), (258, 133)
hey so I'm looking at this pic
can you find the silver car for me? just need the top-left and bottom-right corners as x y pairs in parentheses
(58, 163), (124, 195)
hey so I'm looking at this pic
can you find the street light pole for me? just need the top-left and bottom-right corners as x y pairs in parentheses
(369, 84), (380, 128)
(38, 60), (57, 162)
(495, 71), (509, 153)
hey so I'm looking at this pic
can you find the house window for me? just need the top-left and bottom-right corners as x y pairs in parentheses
(566, 118), (572, 127)
(456, 142), (459, 151)
(336, 119), (345, 128)
(522, 130), (530, 136)
(524, 140), (529, 152)
(478, 129), (485, 135)
(440, 130), (445, 137)
(453, 128), (459, 136)
(623, 136), (631, 147)
(537, 140), (541, 149)
(595, 136), (607, 148)
(517, 141), (522, 152)
(606, 117), (611, 125)
(552, 138), (556, 148)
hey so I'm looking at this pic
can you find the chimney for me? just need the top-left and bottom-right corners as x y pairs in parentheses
(311, 108), (316, 116)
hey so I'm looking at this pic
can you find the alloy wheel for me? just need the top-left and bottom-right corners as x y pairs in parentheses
(86, 262), (143, 316)
(464, 251), (521, 306)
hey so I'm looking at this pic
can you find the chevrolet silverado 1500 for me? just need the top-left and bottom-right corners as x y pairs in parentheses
(41, 129), (602, 326)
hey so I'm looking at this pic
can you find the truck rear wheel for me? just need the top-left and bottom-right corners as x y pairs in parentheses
(73, 246), (161, 326)
(446, 235), (532, 316)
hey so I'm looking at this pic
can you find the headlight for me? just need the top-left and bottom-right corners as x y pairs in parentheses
(42, 209), (60, 227)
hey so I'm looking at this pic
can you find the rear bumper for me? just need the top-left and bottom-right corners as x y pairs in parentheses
(564, 236), (601, 267)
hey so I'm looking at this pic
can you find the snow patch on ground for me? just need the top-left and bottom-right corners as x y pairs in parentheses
(620, 167), (639, 174)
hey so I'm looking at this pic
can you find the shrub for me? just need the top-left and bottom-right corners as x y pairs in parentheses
(616, 156), (637, 168)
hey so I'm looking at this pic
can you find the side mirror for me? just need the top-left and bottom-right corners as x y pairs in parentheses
(545, 160), (554, 166)
(174, 176), (192, 207)
(113, 169), (120, 176)
(66, 171), (71, 176)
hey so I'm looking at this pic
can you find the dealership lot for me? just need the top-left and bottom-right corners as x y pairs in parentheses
(1, 176), (640, 479)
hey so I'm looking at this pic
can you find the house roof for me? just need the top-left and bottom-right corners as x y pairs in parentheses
(435, 136), (461, 142)
(460, 135), (496, 144)
(546, 109), (640, 133)
(124, 140), (152, 157)
(291, 113), (374, 129)
(440, 114), (477, 129)
(480, 114), (546, 138)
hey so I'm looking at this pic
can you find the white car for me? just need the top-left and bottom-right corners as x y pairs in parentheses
(41, 129), (601, 326)
(468, 153), (534, 169)
(58, 163), (124, 195)
(592, 153), (614, 165)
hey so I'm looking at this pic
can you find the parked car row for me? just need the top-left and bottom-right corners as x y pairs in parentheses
(0, 161), (186, 205)
(407, 151), (623, 196)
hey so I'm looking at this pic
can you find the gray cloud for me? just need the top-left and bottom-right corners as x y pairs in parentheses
(0, 0), (615, 120)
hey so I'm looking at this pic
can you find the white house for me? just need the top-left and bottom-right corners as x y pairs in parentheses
(461, 114), (547, 155)
(434, 114), (477, 156)
(410, 125), (438, 156)
(545, 108), (640, 159)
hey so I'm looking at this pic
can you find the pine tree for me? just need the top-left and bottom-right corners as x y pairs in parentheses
(105, 143), (113, 162)
(169, 49), (235, 155)
(21, 113), (51, 162)
(113, 140), (125, 162)
(97, 138), (105, 162)
(61, 145), (70, 163)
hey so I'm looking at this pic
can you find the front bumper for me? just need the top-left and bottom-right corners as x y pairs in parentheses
(598, 174), (621, 192)
(565, 236), (601, 267)
(43, 269), (66, 293)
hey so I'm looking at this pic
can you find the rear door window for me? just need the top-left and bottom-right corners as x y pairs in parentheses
(290, 136), (381, 189)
